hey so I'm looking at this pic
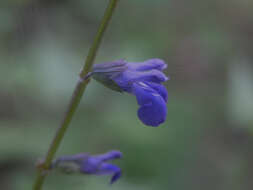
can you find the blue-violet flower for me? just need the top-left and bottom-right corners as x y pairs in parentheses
(51, 150), (122, 184)
(91, 58), (169, 127)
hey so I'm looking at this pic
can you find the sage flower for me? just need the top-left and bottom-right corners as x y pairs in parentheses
(91, 59), (169, 126)
(51, 150), (122, 184)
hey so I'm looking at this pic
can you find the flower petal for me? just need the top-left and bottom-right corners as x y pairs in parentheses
(94, 150), (122, 162)
(80, 151), (122, 174)
(132, 82), (167, 126)
(94, 163), (121, 184)
(145, 82), (168, 103)
(81, 158), (100, 174)
(113, 69), (168, 91)
(127, 58), (167, 71)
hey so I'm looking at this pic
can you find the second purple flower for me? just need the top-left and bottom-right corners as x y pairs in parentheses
(51, 150), (122, 184)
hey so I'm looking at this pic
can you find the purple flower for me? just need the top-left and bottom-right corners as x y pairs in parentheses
(91, 58), (169, 126)
(51, 150), (122, 184)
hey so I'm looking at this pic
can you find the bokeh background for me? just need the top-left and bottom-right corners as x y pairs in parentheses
(1, 0), (253, 189)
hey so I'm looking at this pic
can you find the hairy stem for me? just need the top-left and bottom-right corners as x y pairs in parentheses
(32, 0), (119, 189)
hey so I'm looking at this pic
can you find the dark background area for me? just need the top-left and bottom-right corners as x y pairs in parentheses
(1, 0), (253, 189)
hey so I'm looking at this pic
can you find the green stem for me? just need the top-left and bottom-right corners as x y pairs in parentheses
(32, 0), (119, 189)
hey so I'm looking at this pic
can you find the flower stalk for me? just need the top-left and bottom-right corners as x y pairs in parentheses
(32, 0), (119, 189)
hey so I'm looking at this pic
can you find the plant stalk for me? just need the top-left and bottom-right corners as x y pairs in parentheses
(32, 0), (119, 189)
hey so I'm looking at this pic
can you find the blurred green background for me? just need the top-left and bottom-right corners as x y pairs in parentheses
(1, 0), (253, 189)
